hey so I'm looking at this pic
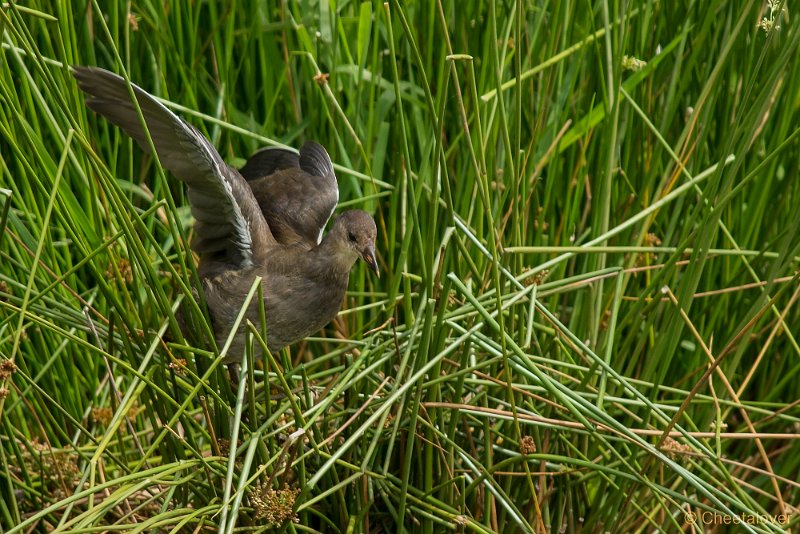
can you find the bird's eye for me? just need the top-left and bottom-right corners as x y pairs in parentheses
(348, 232), (357, 242)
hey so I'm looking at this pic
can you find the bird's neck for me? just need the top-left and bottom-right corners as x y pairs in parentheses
(316, 234), (358, 279)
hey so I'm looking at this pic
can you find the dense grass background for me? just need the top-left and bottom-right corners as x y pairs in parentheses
(2, 0), (800, 532)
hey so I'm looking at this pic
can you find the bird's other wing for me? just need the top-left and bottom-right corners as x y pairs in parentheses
(246, 141), (339, 249)
(297, 141), (339, 242)
(73, 66), (274, 268)
(239, 147), (300, 181)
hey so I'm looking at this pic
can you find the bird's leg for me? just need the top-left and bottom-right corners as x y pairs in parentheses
(227, 363), (241, 391)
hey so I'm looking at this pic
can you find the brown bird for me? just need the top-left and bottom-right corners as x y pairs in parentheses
(73, 66), (378, 362)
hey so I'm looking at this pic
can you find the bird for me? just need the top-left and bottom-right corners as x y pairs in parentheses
(73, 66), (379, 363)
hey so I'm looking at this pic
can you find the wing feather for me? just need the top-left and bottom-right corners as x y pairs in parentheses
(245, 141), (338, 249)
(73, 66), (274, 268)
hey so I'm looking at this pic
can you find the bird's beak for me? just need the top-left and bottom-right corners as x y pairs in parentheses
(361, 245), (380, 277)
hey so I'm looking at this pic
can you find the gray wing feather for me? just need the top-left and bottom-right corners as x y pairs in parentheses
(73, 66), (273, 267)
(246, 141), (338, 249)
(239, 147), (300, 181)
(298, 141), (335, 181)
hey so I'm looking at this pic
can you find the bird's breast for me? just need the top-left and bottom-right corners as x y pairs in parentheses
(197, 252), (353, 361)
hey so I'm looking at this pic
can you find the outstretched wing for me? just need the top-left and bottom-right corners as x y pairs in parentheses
(73, 66), (274, 268)
(245, 141), (338, 249)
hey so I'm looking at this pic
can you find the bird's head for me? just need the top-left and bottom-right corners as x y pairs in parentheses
(330, 210), (379, 276)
